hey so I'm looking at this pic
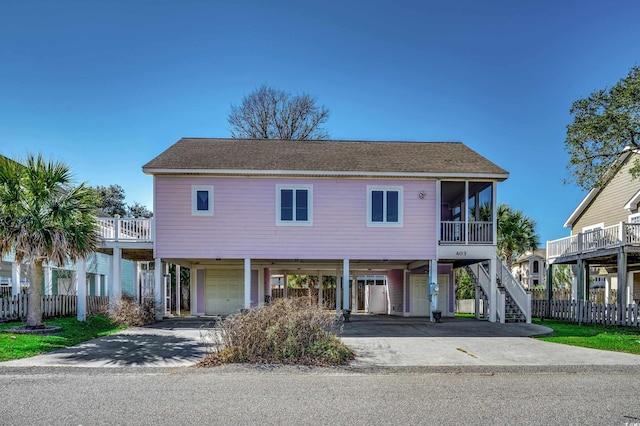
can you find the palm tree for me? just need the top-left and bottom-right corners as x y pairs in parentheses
(0, 154), (100, 327)
(496, 203), (539, 270)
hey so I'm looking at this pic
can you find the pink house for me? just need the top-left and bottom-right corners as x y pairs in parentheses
(142, 138), (529, 323)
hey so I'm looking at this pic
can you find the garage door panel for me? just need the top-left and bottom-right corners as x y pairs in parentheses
(205, 269), (244, 315)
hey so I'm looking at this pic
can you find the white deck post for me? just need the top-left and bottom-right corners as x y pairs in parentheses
(11, 262), (21, 296)
(111, 247), (122, 302)
(44, 265), (53, 296)
(244, 258), (251, 309)
(343, 259), (350, 311)
(95, 274), (101, 297)
(489, 257), (497, 323)
(154, 258), (163, 320)
(175, 265), (181, 316)
(77, 259), (87, 321)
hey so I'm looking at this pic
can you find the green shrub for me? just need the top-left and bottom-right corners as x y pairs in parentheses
(199, 298), (354, 366)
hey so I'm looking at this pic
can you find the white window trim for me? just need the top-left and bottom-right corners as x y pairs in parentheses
(192, 185), (214, 216)
(629, 213), (640, 223)
(366, 185), (403, 227)
(581, 223), (604, 233)
(276, 184), (313, 226)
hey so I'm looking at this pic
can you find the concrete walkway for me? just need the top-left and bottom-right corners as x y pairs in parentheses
(2, 314), (640, 368)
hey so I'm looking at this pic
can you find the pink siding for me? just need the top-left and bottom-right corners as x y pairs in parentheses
(387, 269), (404, 315)
(155, 176), (436, 260)
(264, 268), (271, 300)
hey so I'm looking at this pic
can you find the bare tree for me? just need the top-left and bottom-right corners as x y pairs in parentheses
(228, 85), (330, 140)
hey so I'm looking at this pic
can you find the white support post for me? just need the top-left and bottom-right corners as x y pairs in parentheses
(44, 265), (53, 296)
(489, 257), (497, 322)
(77, 259), (87, 321)
(464, 181), (469, 245)
(605, 275), (611, 305)
(154, 258), (163, 320)
(164, 262), (170, 316)
(95, 274), (102, 297)
(343, 259), (350, 311)
(190, 267), (196, 316)
(244, 258), (251, 309)
(133, 262), (140, 302)
(111, 247), (122, 302)
(429, 259), (438, 322)
(11, 262), (21, 296)
(175, 265), (181, 316)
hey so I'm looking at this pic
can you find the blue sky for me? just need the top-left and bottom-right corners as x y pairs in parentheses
(1, 0), (639, 244)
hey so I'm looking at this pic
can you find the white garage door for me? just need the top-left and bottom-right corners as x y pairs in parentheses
(205, 269), (244, 315)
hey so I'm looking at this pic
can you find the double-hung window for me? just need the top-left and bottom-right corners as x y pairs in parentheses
(276, 184), (313, 226)
(367, 186), (403, 227)
(192, 185), (214, 216)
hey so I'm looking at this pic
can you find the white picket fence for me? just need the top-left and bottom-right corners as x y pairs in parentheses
(0, 295), (109, 320)
(532, 299), (640, 327)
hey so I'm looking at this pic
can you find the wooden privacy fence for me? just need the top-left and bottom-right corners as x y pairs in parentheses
(532, 299), (640, 327)
(529, 288), (618, 304)
(270, 288), (337, 310)
(0, 295), (109, 321)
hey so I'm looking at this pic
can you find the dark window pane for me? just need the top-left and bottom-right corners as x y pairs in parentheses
(196, 190), (209, 211)
(296, 189), (308, 221)
(371, 191), (383, 222)
(386, 191), (398, 222)
(281, 189), (293, 221)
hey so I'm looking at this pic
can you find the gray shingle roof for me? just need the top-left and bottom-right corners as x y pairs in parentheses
(142, 138), (508, 178)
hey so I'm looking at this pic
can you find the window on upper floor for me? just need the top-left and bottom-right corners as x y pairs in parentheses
(629, 213), (640, 223)
(192, 185), (214, 216)
(367, 186), (403, 227)
(533, 260), (539, 274)
(276, 184), (313, 226)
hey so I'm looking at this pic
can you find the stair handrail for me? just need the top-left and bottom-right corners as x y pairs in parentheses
(474, 263), (505, 323)
(496, 256), (531, 323)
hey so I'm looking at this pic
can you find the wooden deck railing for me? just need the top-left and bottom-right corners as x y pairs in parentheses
(547, 223), (640, 259)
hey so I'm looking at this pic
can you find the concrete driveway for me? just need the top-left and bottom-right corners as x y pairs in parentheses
(0, 317), (215, 368)
(2, 314), (640, 369)
(341, 315), (640, 367)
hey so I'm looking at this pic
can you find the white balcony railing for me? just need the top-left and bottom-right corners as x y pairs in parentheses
(97, 217), (153, 242)
(547, 222), (640, 260)
(440, 221), (493, 245)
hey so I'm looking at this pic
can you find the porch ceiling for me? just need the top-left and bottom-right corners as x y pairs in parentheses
(96, 248), (155, 262)
(165, 258), (431, 273)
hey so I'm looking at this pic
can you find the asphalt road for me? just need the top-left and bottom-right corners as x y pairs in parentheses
(2, 366), (640, 425)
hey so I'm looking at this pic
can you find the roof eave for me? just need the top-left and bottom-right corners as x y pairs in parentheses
(142, 168), (509, 181)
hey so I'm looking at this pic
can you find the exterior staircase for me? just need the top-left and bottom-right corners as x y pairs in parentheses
(465, 257), (531, 323)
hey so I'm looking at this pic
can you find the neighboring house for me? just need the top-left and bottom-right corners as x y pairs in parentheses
(511, 249), (546, 289)
(140, 138), (531, 323)
(547, 150), (640, 307)
(0, 155), (142, 308)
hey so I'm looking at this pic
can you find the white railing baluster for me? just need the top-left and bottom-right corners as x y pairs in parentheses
(97, 217), (153, 242)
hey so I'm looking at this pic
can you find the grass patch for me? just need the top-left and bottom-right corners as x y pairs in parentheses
(0, 315), (124, 362)
(533, 319), (640, 355)
(455, 313), (475, 319)
(198, 298), (355, 367)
